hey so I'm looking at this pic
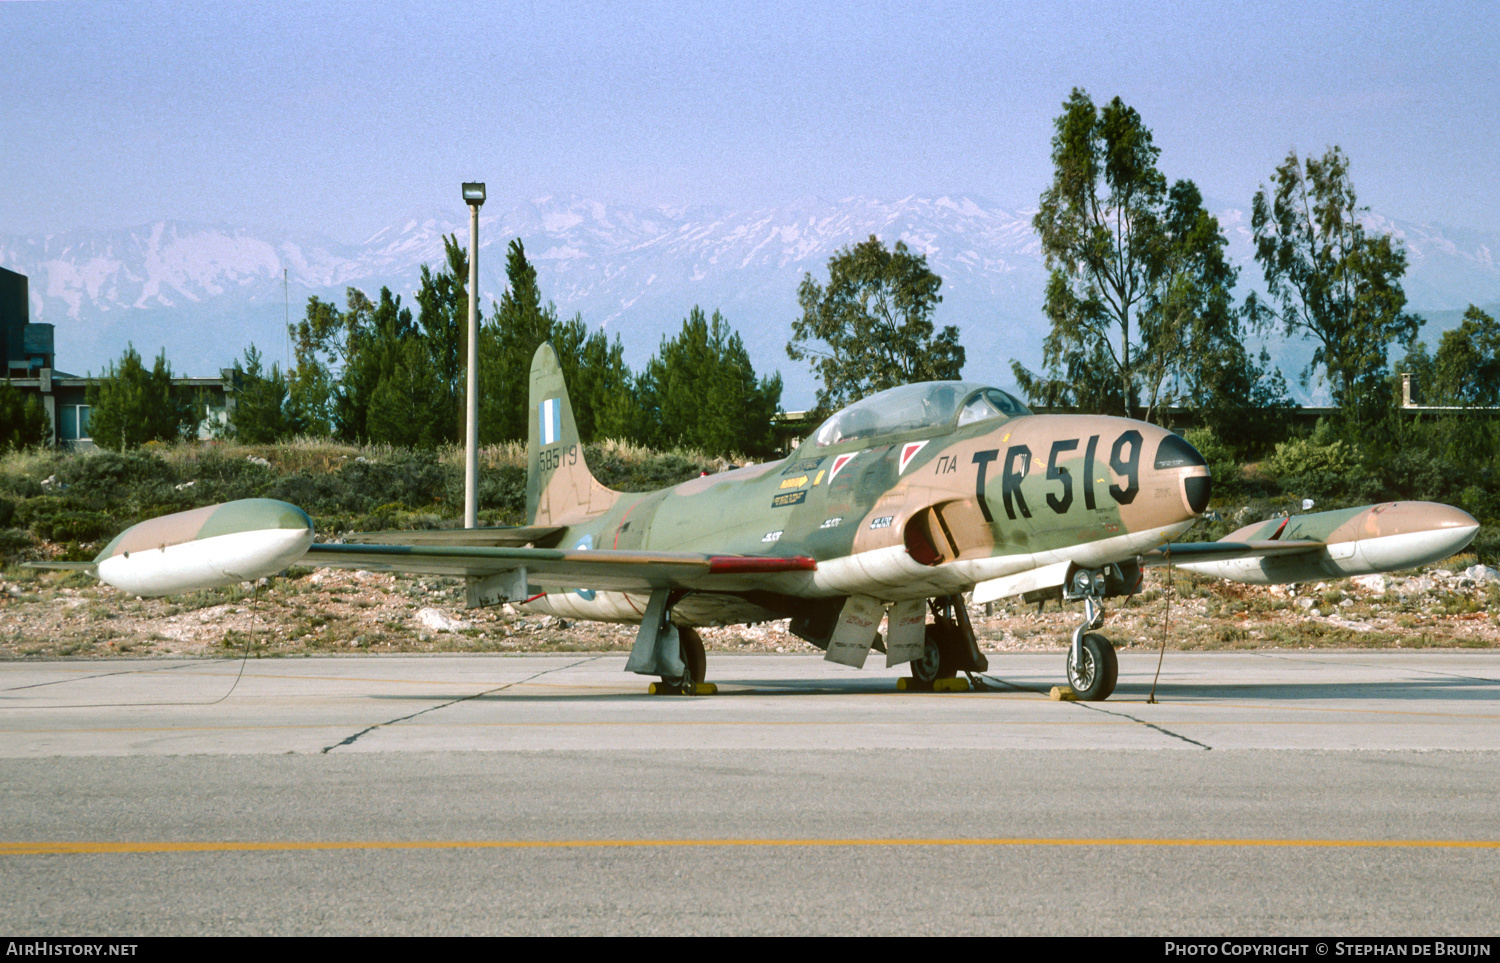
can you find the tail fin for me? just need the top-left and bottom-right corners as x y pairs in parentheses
(526, 342), (619, 526)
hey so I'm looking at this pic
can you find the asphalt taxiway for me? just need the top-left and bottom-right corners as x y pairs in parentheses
(2, 651), (1497, 935)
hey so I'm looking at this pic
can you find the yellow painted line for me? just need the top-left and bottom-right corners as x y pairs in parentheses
(3, 837), (1498, 857)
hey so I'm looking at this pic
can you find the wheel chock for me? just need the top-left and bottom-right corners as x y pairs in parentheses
(647, 681), (719, 695)
(1049, 685), (1079, 701)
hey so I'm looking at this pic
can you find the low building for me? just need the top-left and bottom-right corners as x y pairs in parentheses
(0, 266), (234, 450)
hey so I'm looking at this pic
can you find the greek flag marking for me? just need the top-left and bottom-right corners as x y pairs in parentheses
(540, 398), (561, 445)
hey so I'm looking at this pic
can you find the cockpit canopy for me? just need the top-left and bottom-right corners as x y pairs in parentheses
(811, 381), (1031, 448)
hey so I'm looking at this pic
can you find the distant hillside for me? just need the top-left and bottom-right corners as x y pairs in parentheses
(4, 195), (1498, 407)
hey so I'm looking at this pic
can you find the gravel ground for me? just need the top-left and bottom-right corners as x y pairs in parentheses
(3, 559), (1497, 661)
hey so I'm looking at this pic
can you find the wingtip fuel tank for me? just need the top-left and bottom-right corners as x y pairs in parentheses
(94, 499), (314, 597)
(1176, 501), (1479, 585)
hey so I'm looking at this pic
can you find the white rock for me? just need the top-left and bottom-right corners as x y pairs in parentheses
(415, 607), (472, 632)
(1465, 564), (1500, 582)
(1352, 574), (1389, 593)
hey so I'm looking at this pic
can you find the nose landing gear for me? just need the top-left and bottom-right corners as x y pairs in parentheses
(1061, 567), (1128, 701)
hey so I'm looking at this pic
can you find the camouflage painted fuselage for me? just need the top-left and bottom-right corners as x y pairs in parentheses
(531, 407), (1209, 627)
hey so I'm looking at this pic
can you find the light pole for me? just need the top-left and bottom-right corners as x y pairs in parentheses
(462, 182), (485, 529)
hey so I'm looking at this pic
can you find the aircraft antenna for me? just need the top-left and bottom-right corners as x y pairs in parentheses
(1148, 545), (1172, 703)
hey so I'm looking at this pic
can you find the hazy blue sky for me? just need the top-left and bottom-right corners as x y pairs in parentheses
(5, 0), (1498, 241)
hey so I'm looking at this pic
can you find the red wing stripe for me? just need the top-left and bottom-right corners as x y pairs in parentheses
(706, 555), (817, 574)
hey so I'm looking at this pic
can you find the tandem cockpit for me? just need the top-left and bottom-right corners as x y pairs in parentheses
(809, 381), (1032, 449)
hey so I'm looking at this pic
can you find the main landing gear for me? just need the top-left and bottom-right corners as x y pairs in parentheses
(1061, 567), (1125, 701)
(627, 589), (717, 695)
(909, 594), (989, 690)
(644, 626), (716, 695)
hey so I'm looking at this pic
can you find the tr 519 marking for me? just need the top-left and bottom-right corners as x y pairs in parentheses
(976, 432), (1142, 520)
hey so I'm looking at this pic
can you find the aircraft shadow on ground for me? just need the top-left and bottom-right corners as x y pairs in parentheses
(360, 679), (935, 703)
(353, 673), (1500, 704)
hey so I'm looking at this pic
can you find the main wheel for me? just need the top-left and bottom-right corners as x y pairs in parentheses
(1066, 632), (1118, 701)
(678, 625), (707, 685)
(911, 623), (960, 683)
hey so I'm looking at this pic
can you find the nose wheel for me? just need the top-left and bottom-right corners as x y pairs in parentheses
(1062, 568), (1123, 701)
(1066, 631), (1117, 701)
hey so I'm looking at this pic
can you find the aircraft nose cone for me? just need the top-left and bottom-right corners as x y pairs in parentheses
(1153, 432), (1211, 515)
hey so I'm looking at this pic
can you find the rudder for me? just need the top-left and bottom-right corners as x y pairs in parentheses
(526, 343), (619, 525)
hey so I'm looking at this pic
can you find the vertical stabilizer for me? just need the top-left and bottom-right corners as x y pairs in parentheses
(526, 343), (619, 525)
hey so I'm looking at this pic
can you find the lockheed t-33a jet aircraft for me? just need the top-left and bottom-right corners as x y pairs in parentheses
(77, 344), (1479, 701)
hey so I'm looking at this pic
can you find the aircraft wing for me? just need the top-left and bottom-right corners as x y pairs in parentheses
(341, 525), (566, 548)
(25, 561), (100, 573)
(304, 542), (816, 593)
(1138, 539), (1326, 566)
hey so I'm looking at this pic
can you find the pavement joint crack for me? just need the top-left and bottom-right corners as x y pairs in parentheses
(2, 659), (236, 693)
(979, 675), (1050, 695)
(320, 656), (603, 753)
(1070, 700), (1213, 748)
(980, 673), (1212, 749)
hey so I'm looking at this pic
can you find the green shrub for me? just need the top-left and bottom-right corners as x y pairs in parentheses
(181, 450), (276, 503)
(479, 465), (527, 523)
(54, 451), (179, 502)
(33, 510), (115, 543)
(0, 527), (35, 563)
(16, 496), (69, 528)
(1182, 428), (1241, 496)
(1263, 436), (1357, 479)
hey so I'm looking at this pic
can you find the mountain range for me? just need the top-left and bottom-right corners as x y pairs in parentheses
(4, 194), (1498, 408)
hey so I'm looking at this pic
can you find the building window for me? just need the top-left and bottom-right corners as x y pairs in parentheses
(60, 405), (91, 441)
